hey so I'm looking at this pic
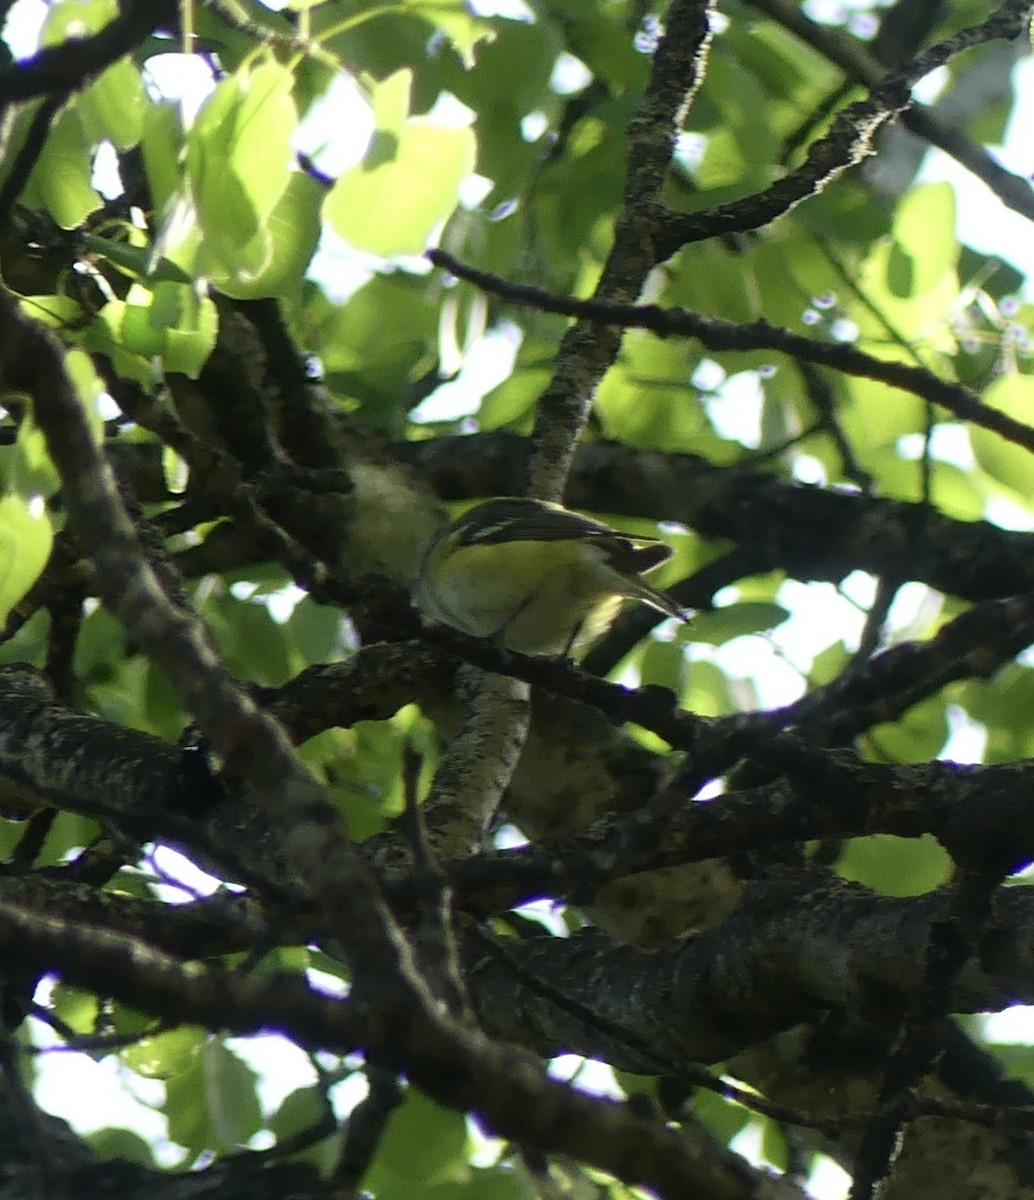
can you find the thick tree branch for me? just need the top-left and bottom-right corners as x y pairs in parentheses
(747, 0), (1034, 224)
(404, 432), (1034, 603)
(467, 875), (1033, 1070)
(656, 0), (1034, 254)
(449, 735), (1034, 918)
(526, 0), (714, 499)
(0, 0), (177, 102)
(0, 897), (800, 1200)
(0, 289), (427, 990)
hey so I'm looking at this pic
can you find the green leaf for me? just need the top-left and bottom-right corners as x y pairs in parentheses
(166, 1040), (263, 1153)
(326, 69), (476, 257)
(86, 1128), (156, 1167)
(596, 331), (711, 452)
(852, 185), (959, 351)
(186, 56), (298, 276)
(969, 375), (1034, 500)
(124, 1026), (205, 1080)
(313, 275), (437, 428)
(662, 240), (758, 325)
(838, 834), (952, 897)
(865, 694), (950, 764)
(639, 635), (689, 693)
(202, 590), (297, 685)
(408, 1170), (531, 1199)
(267, 1085), (326, 1143)
(439, 16), (560, 116)
(79, 57), (146, 148)
(744, 237), (842, 329)
(687, 602), (789, 645)
(307, 720), (407, 841)
(681, 659), (740, 718)
(50, 983), (100, 1036)
(80, 231), (192, 285)
(405, 0), (496, 68)
(95, 281), (218, 380)
(140, 101), (186, 215)
(810, 640), (851, 688)
(288, 595), (349, 663)
(692, 55), (778, 192)
(22, 109), (101, 228)
(890, 183), (959, 298)
(839, 358), (928, 460)
(64, 350), (108, 444)
(18, 294), (85, 329)
(693, 1086), (754, 1147)
(478, 359), (551, 431)
(0, 498), (53, 624)
(211, 169), (324, 299)
(1, 408), (60, 499)
(959, 665), (1034, 762)
(364, 1089), (470, 1191)
(41, 0), (118, 42)
(0, 404), (56, 623)
(436, 16), (562, 196)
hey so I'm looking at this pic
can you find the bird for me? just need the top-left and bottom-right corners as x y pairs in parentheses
(413, 496), (690, 657)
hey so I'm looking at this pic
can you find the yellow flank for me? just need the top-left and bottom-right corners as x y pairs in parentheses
(427, 539), (624, 655)
(414, 500), (689, 657)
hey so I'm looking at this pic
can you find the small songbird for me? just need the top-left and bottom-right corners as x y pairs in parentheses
(413, 497), (690, 657)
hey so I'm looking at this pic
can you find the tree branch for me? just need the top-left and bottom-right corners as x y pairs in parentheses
(428, 251), (1034, 453)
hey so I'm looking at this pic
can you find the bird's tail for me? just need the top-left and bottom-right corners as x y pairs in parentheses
(626, 544), (691, 622)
